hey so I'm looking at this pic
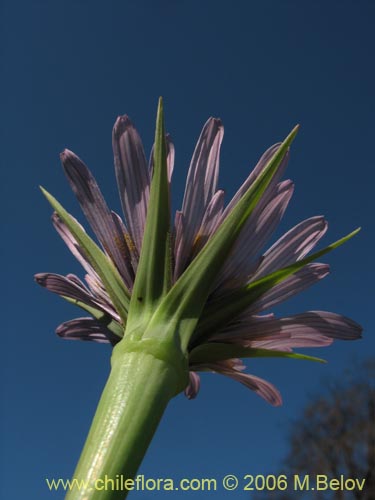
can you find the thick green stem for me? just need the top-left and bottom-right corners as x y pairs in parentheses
(65, 345), (186, 500)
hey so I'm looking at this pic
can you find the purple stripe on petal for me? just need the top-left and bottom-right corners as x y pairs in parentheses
(184, 372), (201, 400)
(84, 273), (113, 303)
(83, 273), (121, 321)
(174, 118), (224, 277)
(221, 144), (289, 220)
(35, 272), (95, 305)
(60, 149), (132, 284)
(242, 180), (294, 264)
(220, 370), (282, 406)
(210, 313), (287, 342)
(112, 115), (150, 253)
(199, 362), (282, 406)
(35, 272), (121, 323)
(173, 210), (184, 280)
(166, 134), (175, 183)
(52, 212), (97, 278)
(110, 211), (136, 287)
(248, 263), (330, 314)
(213, 358), (247, 371)
(216, 180), (294, 289)
(56, 317), (118, 344)
(111, 211), (139, 274)
(149, 134), (175, 184)
(250, 335), (333, 350)
(65, 273), (88, 290)
(214, 310), (362, 347)
(252, 216), (328, 280)
(190, 190), (225, 257)
(290, 311), (363, 340)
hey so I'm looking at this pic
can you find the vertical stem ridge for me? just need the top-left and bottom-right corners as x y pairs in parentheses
(66, 351), (179, 500)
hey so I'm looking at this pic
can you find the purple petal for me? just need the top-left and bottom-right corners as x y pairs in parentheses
(174, 118), (224, 277)
(190, 190), (225, 257)
(35, 272), (95, 305)
(65, 273), (87, 290)
(172, 210), (184, 280)
(60, 149), (132, 285)
(84, 273), (120, 318)
(248, 263), (330, 314)
(221, 144), (289, 220)
(196, 361), (282, 406)
(252, 216), (328, 280)
(35, 272), (121, 322)
(216, 180), (294, 289)
(220, 370), (282, 406)
(110, 211), (137, 285)
(56, 317), (119, 344)
(52, 212), (97, 278)
(184, 372), (201, 400)
(290, 311), (363, 340)
(112, 115), (150, 253)
(250, 335), (333, 350)
(166, 134), (175, 182)
(214, 311), (362, 348)
(149, 134), (175, 183)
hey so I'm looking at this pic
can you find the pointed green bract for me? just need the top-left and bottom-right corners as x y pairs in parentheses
(189, 343), (326, 364)
(125, 98), (172, 340)
(194, 228), (361, 340)
(40, 187), (130, 324)
(144, 126), (299, 350)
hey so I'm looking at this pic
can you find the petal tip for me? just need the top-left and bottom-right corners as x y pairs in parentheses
(34, 273), (47, 285)
(60, 148), (76, 163)
(113, 114), (133, 137)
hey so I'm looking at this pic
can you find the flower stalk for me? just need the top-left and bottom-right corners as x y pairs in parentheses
(67, 339), (188, 500)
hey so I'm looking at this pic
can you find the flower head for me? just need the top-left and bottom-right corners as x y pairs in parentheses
(35, 99), (362, 406)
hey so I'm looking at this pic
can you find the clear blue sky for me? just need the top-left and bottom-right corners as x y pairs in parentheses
(1, 1), (374, 498)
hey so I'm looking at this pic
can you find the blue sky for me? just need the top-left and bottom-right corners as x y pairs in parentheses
(1, 1), (374, 498)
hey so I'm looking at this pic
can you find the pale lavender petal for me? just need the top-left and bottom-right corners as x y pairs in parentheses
(190, 190), (225, 257)
(200, 362), (281, 406)
(60, 149), (132, 284)
(52, 212), (97, 278)
(65, 273), (88, 290)
(110, 211), (136, 286)
(252, 216), (328, 280)
(213, 311), (362, 348)
(188, 358), (281, 405)
(149, 134), (175, 183)
(84, 273), (108, 299)
(35, 272), (121, 322)
(35, 272), (95, 306)
(112, 115), (150, 252)
(56, 317), (119, 344)
(210, 313), (283, 342)
(212, 358), (247, 371)
(173, 210), (184, 280)
(83, 273), (121, 322)
(292, 311), (363, 340)
(247, 263), (330, 314)
(111, 211), (139, 275)
(184, 372), (201, 400)
(166, 134), (175, 182)
(216, 180), (294, 289)
(221, 144), (289, 220)
(220, 370), (282, 406)
(174, 118), (224, 277)
(250, 336), (332, 350)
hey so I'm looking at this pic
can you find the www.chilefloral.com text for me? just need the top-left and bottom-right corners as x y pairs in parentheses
(45, 473), (367, 493)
